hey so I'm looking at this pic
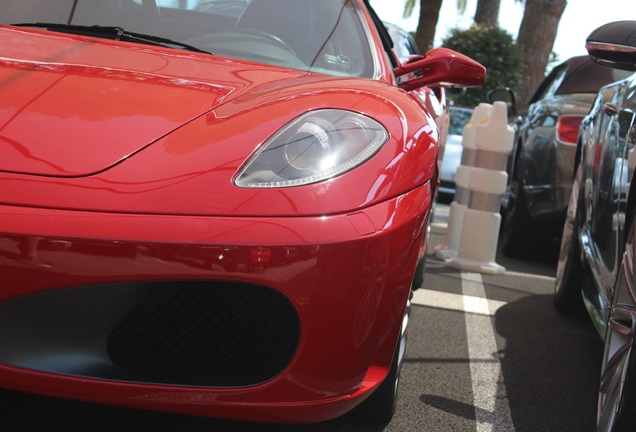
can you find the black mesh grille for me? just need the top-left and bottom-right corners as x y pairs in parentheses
(107, 281), (299, 386)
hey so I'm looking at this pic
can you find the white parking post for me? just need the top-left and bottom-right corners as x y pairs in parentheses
(435, 103), (492, 260)
(446, 101), (514, 274)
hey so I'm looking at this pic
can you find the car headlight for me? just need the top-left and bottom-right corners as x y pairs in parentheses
(234, 109), (389, 188)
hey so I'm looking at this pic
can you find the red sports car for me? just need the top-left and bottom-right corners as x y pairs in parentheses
(0, 0), (484, 424)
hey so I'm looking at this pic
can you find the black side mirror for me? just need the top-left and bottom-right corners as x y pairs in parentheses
(586, 21), (636, 71)
(487, 87), (518, 117)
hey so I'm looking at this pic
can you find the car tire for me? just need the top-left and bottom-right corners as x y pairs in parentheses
(411, 257), (425, 291)
(501, 169), (538, 258)
(554, 165), (586, 316)
(597, 219), (636, 431)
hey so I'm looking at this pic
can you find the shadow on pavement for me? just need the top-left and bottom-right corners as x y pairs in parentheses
(495, 294), (602, 432)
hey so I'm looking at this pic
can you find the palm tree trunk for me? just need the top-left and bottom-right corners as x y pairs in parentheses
(474, 0), (501, 27)
(516, 0), (567, 107)
(415, 0), (444, 52)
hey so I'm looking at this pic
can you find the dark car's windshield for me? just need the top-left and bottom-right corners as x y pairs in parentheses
(530, 55), (634, 103)
(0, 0), (376, 77)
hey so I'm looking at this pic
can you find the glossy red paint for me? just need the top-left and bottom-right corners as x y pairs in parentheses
(0, 73), (438, 216)
(0, 0), (485, 424)
(0, 26), (438, 217)
(0, 182), (431, 423)
(394, 48), (487, 91)
(0, 26), (309, 177)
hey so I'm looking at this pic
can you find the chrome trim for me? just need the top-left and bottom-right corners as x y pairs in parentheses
(580, 230), (612, 337)
(586, 41), (636, 55)
(398, 297), (410, 370)
(525, 184), (554, 193)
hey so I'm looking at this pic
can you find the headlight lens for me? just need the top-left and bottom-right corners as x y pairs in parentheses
(234, 109), (389, 188)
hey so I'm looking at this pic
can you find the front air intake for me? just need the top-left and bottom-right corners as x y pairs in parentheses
(107, 281), (299, 386)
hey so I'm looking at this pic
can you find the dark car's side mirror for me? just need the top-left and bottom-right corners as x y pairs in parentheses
(393, 47), (486, 91)
(487, 87), (518, 117)
(586, 21), (636, 71)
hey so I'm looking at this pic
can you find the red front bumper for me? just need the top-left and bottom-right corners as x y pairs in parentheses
(0, 183), (431, 423)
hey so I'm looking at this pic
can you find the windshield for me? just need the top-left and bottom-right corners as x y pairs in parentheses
(0, 0), (376, 77)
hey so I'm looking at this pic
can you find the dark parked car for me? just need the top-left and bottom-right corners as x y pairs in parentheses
(554, 20), (636, 432)
(491, 56), (630, 259)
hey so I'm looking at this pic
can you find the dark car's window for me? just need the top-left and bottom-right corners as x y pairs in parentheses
(529, 64), (568, 104)
(530, 56), (634, 104)
(555, 59), (633, 95)
(0, 0), (376, 78)
(538, 67), (568, 101)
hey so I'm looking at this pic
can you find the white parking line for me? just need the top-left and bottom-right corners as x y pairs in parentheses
(503, 270), (555, 282)
(462, 272), (514, 432)
(412, 271), (515, 430)
(411, 289), (506, 316)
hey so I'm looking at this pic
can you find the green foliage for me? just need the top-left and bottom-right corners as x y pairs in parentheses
(441, 25), (523, 107)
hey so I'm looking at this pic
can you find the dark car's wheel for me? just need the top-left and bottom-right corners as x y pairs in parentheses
(501, 160), (538, 258)
(411, 257), (425, 291)
(597, 220), (636, 431)
(554, 165), (586, 315)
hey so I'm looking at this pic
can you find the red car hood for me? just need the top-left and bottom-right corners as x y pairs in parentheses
(0, 26), (307, 177)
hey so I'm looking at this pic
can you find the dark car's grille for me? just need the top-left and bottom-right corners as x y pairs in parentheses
(107, 281), (299, 386)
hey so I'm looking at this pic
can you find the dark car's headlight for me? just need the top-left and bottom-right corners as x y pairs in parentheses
(234, 109), (388, 188)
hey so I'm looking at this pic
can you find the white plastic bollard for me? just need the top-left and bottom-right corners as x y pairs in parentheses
(445, 101), (514, 274)
(434, 167), (469, 260)
(459, 103), (493, 168)
(434, 103), (492, 260)
(446, 168), (507, 273)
